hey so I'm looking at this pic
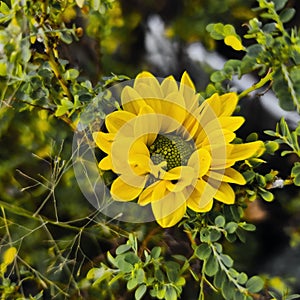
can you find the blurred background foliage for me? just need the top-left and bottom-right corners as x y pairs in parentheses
(0, 0), (300, 299)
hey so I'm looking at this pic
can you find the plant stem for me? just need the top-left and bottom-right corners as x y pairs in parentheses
(238, 69), (275, 100)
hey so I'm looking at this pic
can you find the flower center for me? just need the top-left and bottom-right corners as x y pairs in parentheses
(149, 134), (195, 171)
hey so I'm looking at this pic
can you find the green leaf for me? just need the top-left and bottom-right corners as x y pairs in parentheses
(239, 222), (256, 231)
(213, 270), (226, 288)
(256, 174), (266, 186)
(273, 69), (297, 111)
(215, 215), (225, 227)
(264, 141), (279, 154)
(165, 286), (177, 300)
(0, 1), (10, 14)
(156, 286), (166, 299)
(176, 276), (186, 287)
(223, 24), (236, 36)
(117, 259), (134, 272)
(236, 228), (246, 243)
(280, 8), (296, 23)
(246, 275), (264, 293)
(237, 272), (248, 284)
(211, 70), (227, 83)
(107, 251), (118, 267)
(286, 295), (300, 300)
(230, 205), (242, 222)
(262, 23), (276, 33)
(243, 170), (256, 182)
(165, 261), (180, 282)
(221, 280), (235, 300)
(124, 252), (139, 265)
(127, 278), (138, 290)
(151, 247), (161, 259)
(116, 244), (131, 255)
(225, 222), (238, 234)
(234, 291), (249, 300)
(264, 130), (277, 137)
(195, 243), (212, 260)
(206, 23), (225, 40)
(292, 163), (300, 186)
(87, 267), (113, 286)
(0, 62), (7, 76)
(258, 187), (274, 202)
(76, 0), (85, 8)
(279, 117), (290, 137)
(246, 44), (264, 57)
(272, 0), (288, 11)
(154, 269), (165, 282)
(210, 229), (222, 242)
(136, 268), (145, 284)
(59, 31), (73, 44)
(246, 132), (258, 142)
(200, 228), (210, 243)
(55, 106), (69, 117)
(135, 284), (147, 300)
(220, 254), (233, 268)
(204, 254), (219, 276)
(63, 68), (80, 81)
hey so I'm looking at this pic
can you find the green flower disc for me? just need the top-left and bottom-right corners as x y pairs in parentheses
(149, 134), (195, 171)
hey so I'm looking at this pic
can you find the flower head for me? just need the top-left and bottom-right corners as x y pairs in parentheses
(93, 71), (264, 228)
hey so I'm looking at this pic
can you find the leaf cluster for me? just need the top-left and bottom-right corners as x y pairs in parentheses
(206, 0), (300, 112)
(87, 233), (186, 300)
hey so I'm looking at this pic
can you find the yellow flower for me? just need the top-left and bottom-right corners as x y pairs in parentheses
(224, 35), (244, 51)
(0, 247), (17, 275)
(93, 72), (264, 228)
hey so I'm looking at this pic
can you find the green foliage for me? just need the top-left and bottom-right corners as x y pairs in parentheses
(1, 0), (300, 299)
(265, 117), (300, 157)
(265, 117), (300, 186)
(87, 234), (186, 300)
(207, 0), (300, 112)
(181, 207), (267, 299)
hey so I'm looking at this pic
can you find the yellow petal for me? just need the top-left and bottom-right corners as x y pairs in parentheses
(198, 96), (220, 132)
(151, 192), (186, 228)
(111, 138), (150, 175)
(186, 179), (215, 211)
(105, 110), (135, 133)
(187, 194), (214, 212)
(224, 35), (244, 51)
(179, 71), (198, 111)
(207, 144), (229, 170)
(138, 180), (168, 206)
(134, 106), (159, 146)
(111, 175), (145, 201)
(158, 92), (186, 132)
(218, 116), (245, 131)
(202, 93), (238, 119)
(214, 181), (235, 204)
(208, 168), (246, 184)
(3, 247), (17, 265)
(199, 128), (236, 148)
(180, 71), (195, 92)
(121, 86), (147, 115)
(218, 93), (239, 117)
(99, 156), (113, 170)
(161, 75), (178, 97)
(93, 132), (114, 154)
(228, 141), (265, 162)
(129, 154), (152, 175)
(182, 112), (200, 140)
(134, 71), (163, 99)
(188, 149), (211, 177)
(165, 166), (196, 192)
